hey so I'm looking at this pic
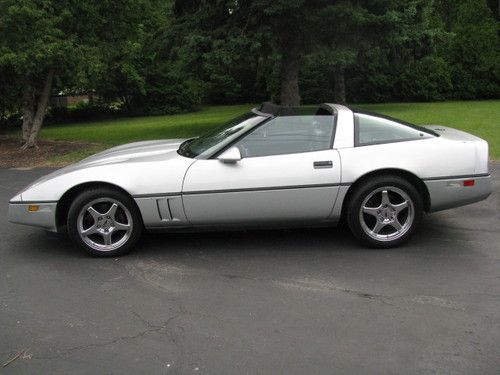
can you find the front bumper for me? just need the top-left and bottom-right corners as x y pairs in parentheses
(8, 201), (58, 232)
(424, 175), (492, 212)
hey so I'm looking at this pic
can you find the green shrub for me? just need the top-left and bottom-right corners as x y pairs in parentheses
(398, 56), (453, 101)
(46, 103), (124, 125)
(130, 68), (202, 115)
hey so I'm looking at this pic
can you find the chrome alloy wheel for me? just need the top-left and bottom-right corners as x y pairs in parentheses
(77, 198), (133, 252)
(359, 186), (414, 242)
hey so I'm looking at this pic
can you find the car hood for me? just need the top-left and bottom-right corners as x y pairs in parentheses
(22, 139), (188, 191)
(81, 139), (186, 165)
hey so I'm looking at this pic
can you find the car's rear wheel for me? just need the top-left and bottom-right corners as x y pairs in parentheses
(67, 188), (142, 256)
(347, 175), (423, 248)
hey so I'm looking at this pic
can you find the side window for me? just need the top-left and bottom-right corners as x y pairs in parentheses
(233, 115), (335, 158)
(355, 113), (432, 146)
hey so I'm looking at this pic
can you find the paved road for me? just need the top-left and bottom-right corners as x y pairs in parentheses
(1, 166), (499, 374)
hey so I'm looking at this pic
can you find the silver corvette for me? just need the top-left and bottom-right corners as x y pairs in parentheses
(9, 103), (492, 256)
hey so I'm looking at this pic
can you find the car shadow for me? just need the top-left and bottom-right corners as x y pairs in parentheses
(14, 213), (472, 261)
(134, 214), (469, 258)
(141, 225), (358, 255)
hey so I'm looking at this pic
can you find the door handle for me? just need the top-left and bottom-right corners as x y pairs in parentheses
(313, 160), (333, 169)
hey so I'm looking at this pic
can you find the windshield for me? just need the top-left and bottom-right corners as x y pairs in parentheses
(177, 112), (267, 158)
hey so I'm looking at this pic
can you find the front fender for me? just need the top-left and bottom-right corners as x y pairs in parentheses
(18, 157), (193, 202)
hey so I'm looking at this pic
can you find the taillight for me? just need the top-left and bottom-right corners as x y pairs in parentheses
(463, 179), (475, 187)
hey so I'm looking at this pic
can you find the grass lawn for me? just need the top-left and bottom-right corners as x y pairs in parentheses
(40, 104), (255, 145)
(15, 100), (500, 161)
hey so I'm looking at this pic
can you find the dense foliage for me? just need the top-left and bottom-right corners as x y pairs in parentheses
(159, 0), (498, 106)
(0, 0), (498, 144)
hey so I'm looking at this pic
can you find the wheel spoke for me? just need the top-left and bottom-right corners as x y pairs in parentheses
(81, 225), (97, 236)
(362, 206), (379, 217)
(391, 218), (403, 231)
(114, 222), (130, 231)
(392, 200), (408, 213)
(105, 203), (118, 220)
(381, 190), (391, 205)
(87, 206), (101, 221)
(372, 221), (385, 234)
(102, 232), (112, 245)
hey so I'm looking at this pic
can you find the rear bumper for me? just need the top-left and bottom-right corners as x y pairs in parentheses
(424, 175), (492, 212)
(8, 201), (58, 232)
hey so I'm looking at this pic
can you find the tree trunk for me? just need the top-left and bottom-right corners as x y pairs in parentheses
(280, 36), (302, 106)
(333, 66), (346, 104)
(22, 69), (55, 149)
(21, 82), (35, 144)
(123, 95), (132, 112)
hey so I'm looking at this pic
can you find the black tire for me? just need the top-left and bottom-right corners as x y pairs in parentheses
(346, 175), (423, 248)
(67, 187), (143, 257)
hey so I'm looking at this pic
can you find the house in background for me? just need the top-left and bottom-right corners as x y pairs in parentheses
(51, 94), (90, 108)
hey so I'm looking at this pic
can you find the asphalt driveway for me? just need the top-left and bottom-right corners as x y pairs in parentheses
(1, 166), (499, 374)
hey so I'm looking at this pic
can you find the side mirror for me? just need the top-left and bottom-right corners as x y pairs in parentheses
(217, 147), (242, 163)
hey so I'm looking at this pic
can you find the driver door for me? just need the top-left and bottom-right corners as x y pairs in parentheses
(181, 115), (341, 225)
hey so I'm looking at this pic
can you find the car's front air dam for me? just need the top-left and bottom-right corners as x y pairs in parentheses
(8, 202), (58, 232)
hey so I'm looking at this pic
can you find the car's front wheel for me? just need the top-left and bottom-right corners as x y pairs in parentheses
(67, 188), (143, 256)
(347, 175), (423, 248)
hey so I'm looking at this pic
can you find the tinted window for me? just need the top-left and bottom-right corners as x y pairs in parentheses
(355, 114), (433, 146)
(233, 115), (335, 158)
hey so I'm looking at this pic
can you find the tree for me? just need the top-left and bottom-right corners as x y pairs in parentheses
(166, 0), (330, 106)
(2, 0), (498, 131)
(0, 0), (159, 148)
(131, 0), (499, 105)
(247, 0), (332, 106)
(162, 0), (268, 106)
(0, 64), (21, 122)
(435, 0), (499, 98)
(171, 0), (446, 105)
(317, 1), (442, 103)
(91, 0), (186, 114)
(0, 1), (72, 147)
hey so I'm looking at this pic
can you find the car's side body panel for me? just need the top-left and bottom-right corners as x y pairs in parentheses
(424, 176), (491, 212)
(10, 142), (196, 230)
(134, 195), (189, 227)
(18, 146), (194, 203)
(337, 124), (491, 212)
(182, 187), (339, 225)
(338, 137), (477, 184)
(182, 149), (342, 224)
